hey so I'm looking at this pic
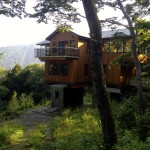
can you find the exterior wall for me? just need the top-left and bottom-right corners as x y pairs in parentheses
(50, 31), (78, 48)
(44, 31), (91, 86)
(45, 59), (74, 84)
(40, 30), (132, 87)
(72, 39), (91, 84)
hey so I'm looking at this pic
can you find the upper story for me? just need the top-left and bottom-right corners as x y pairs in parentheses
(35, 28), (132, 61)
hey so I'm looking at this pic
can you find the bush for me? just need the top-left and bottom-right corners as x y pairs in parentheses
(26, 124), (48, 149)
(7, 91), (19, 113)
(117, 96), (137, 129)
(0, 122), (25, 149)
(19, 93), (34, 110)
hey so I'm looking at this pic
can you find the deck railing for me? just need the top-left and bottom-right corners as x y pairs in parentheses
(35, 47), (79, 58)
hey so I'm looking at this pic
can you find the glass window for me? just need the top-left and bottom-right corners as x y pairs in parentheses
(84, 64), (89, 76)
(70, 40), (75, 47)
(52, 41), (57, 53)
(49, 64), (68, 76)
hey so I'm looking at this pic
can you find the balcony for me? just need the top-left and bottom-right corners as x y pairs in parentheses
(35, 47), (79, 59)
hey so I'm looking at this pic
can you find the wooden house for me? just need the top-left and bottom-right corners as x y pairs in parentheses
(35, 28), (132, 107)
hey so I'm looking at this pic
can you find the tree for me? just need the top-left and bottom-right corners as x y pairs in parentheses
(116, 0), (145, 118)
(19, 63), (51, 103)
(0, 0), (26, 18)
(2, 64), (22, 100)
(82, 0), (117, 148)
(95, 0), (149, 141)
(29, 0), (117, 148)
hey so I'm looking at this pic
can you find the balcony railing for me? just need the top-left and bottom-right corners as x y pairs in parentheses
(35, 47), (79, 58)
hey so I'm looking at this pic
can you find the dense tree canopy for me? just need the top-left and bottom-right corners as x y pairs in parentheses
(2, 63), (51, 104)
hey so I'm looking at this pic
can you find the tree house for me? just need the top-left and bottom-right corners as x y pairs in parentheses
(35, 29), (132, 107)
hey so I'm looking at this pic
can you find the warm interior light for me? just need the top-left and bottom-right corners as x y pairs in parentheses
(138, 54), (148, 63)
(120, 76), (124, 83)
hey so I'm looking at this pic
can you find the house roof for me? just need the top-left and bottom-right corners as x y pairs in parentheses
(45, 29), (90, 41)
(102, 28), (130, 39)
(37, 28), (130, 45)
(37, 40), (50, 45)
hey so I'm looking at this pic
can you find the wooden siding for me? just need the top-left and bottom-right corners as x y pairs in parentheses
(105, 65), (121, 85)
(50, 31), (78, 48)
(45, 60), (74, 83)
(43, 30), (131, 87)
(72, 39), (91, 84)
(102, 52), (124, 64)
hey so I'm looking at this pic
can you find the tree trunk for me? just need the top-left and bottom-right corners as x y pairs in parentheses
(117, 0), (146, 141)
(82, 0), (117, 149)
(117, 0), (145, 117)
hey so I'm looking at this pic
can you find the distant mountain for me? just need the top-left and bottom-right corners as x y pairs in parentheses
(0, 44), (42, 70)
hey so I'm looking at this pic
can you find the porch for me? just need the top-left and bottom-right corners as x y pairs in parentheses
(35, 47), (79, 59)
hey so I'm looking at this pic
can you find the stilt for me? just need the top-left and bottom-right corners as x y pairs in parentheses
(50, 85), (83, 108)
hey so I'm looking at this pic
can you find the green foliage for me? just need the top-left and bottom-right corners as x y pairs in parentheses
(83, 86), (92, 104)
(0, 0), (26, 18)
(19, 63), (51, 103)
(2, 63), (51, 104)
(29, 0), (80, 24)
(0, 86), (9, 98)
(2, 64), (22, 101)
(0, 67), (7, 83)
(115, 131), (150, 150)
(136, 112), (150, 140)
(137, 19), (150, 48)
(5, 91), (35, 120)
(7, 91), (19, 113)
(19, 93), (34, 110)
(51, 108), (103, 150)
(0, 122), (25, 149)
(26, 124), (48, 149)
(39, 97), (51, 107)
(117, 96), (138, 129)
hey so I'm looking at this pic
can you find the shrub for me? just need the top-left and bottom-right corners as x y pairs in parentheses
(40, 97), (51, 107)
(0, 122), (25, 149)
(26, 124), (47, 149)
(116, 96), (138, 129)
(19, 93), (34, 110)
(7, 91), (19, 112)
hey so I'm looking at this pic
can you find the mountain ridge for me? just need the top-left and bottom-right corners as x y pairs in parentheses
(0, 44), (42, 70)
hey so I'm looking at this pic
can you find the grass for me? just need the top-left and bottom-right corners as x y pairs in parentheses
(0, 89), (150, 150)
(0, 122), (25, 149)
(0, 105), (150, 150)
(50, 108), (103, 150)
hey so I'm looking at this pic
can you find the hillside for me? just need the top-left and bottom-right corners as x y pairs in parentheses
(0, 44), (42, 70)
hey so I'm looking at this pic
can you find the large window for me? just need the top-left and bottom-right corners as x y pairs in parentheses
(49, 64), (68, 76)
(58, 41), (69, 54)
(52, 41), (57, 53)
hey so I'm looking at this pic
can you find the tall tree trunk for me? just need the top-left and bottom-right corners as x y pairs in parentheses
(82, 0), (117, 149)
(117, 0), (145, 117)
(117, 0), (146, 141)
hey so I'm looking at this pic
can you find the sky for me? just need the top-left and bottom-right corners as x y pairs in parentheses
(0, 0), (125, 47)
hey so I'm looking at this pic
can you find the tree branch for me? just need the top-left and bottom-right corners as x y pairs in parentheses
(100, 19), (129, 29)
